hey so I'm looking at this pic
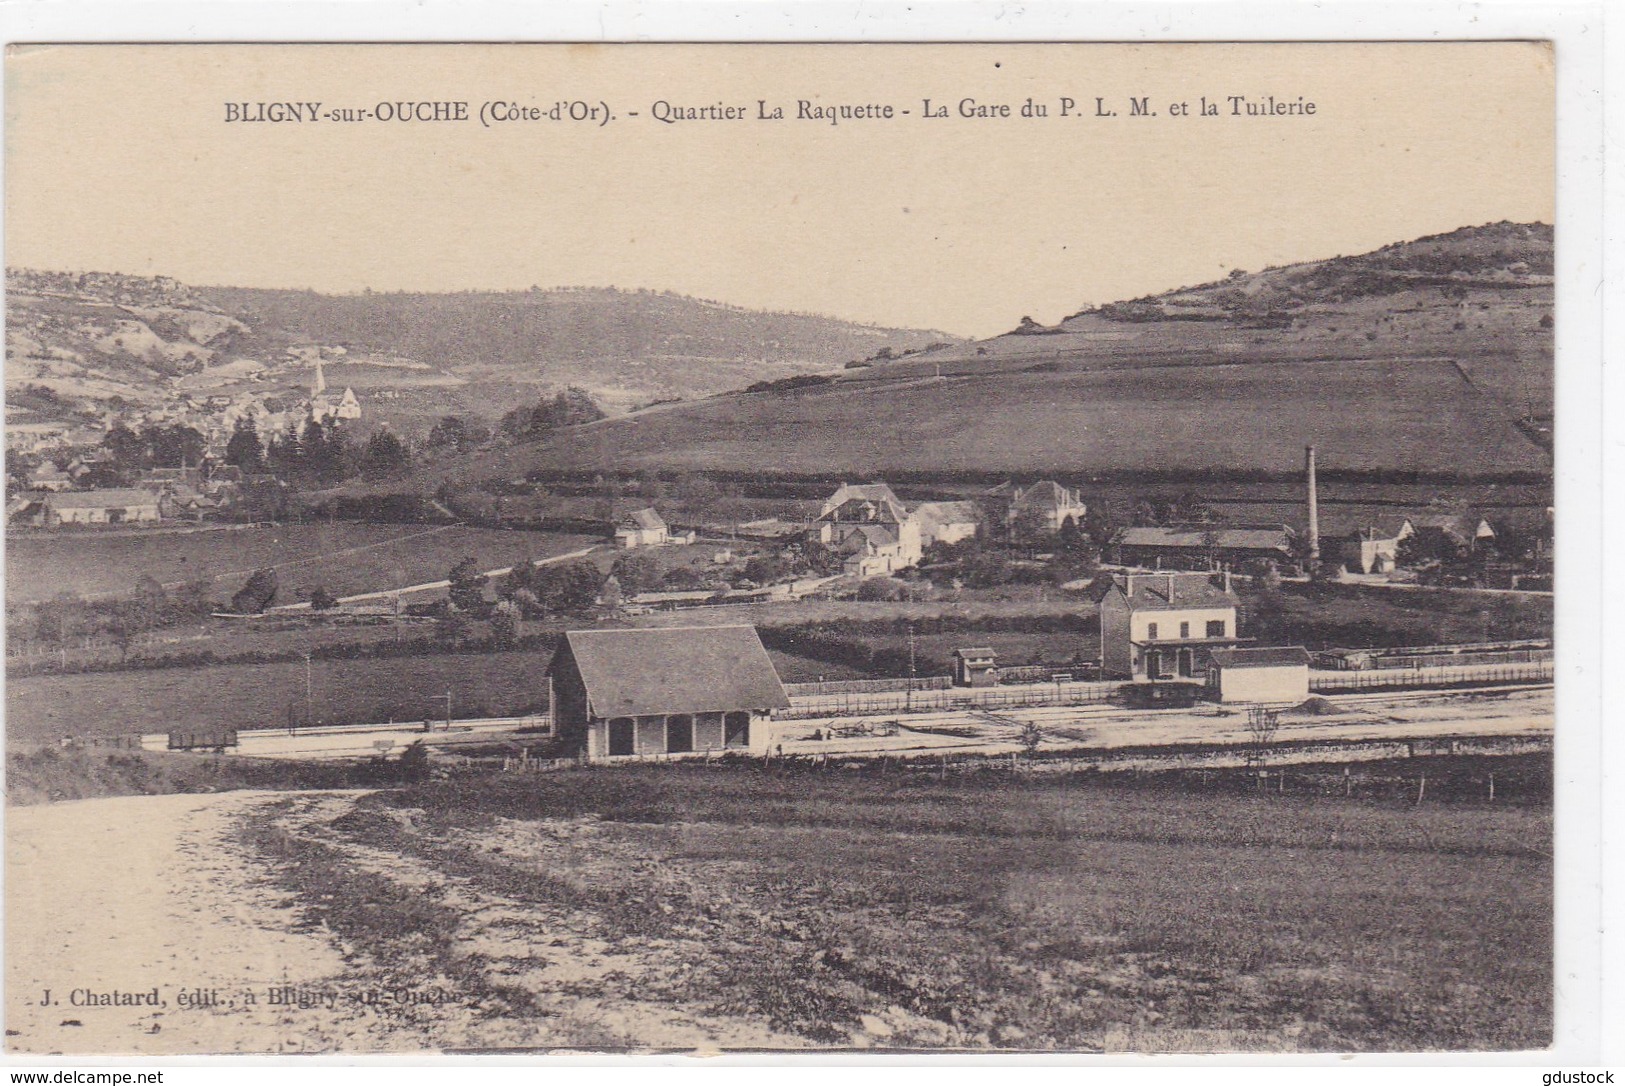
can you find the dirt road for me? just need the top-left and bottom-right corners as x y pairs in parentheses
(4, 791), (395, 1055)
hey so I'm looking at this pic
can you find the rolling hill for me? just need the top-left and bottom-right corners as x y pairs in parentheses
(446, 222), (1552, 481)
(4, 271), (958, 433)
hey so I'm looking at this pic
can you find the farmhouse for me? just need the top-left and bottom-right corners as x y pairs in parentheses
(615, 507), (671, 549)
(546, 626), (788, 761)
(38, 488), (161, 527)
(1206, 646), (1311, 704)
(1113, 524), (1296, 571)
(816, 482), (923, 575)
(1097, 571), (1247, 681)
(820, 481), (910, 524)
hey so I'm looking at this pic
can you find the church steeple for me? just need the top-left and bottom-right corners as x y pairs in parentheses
(312, 356), (327, 396)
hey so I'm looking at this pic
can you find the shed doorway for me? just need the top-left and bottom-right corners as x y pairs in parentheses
(666, 714), (694, 753)
(724, 711), (751, 749)
(608, 717), (635, 757)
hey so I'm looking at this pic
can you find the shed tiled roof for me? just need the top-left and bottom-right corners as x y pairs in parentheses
(549, 626), (789, 718)
(1209, 646), (1312, 669)
(913, 500), (981, 527)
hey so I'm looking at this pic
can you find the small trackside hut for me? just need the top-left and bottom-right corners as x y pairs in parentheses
(1206, 646), (1312, 705)
(545, 626), (790, 761)
(952, 647), (998, 687)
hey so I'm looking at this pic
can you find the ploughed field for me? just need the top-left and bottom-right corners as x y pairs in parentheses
(4, 523), (599, 605)
(244, 762), (1552, 1051)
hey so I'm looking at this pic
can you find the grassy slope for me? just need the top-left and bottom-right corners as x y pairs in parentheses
(427, 224), (1551, 481)
(255, 764), (1551, 1051)
(516, 357), (1547, 476)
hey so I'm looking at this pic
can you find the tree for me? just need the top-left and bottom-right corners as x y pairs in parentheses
(231, 568), (279, 614)
(224, 418), (265, 472)
(490, 601), (520, 647)
(533, 559), (606, 614)
(598, 575), (623, 611)
(743, 553), (789, 585)
(425, 415), (470, 452)
(447, 557), (489, 615)
(1057, 515), (1088, 554)
(610, 552), (662, 596)
(101, 423), (146, 471)
(361, 429), (410, 480)
(107, 600), (147, 663)
(309, 585), (339, 611)
(1011, 505), (1054, 549)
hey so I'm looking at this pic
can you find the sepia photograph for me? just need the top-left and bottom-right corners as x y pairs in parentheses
(0, 37), (1581, 1058)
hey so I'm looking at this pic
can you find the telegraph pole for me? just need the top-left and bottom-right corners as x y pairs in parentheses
(907, 623), (917, 710)
(303, 651), (313, 728)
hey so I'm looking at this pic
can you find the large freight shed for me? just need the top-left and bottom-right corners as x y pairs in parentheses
(545, 625), (789, 761)
(1206, 646), (1312, 705)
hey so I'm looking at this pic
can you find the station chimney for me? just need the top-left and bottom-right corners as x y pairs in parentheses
(1305, 445), (1321, 563)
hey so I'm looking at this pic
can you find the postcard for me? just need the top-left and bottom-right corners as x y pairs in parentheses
(3, 40), (1572, 1056)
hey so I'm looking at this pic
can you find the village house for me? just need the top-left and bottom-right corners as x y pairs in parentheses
(1112, 524), (1296, 571)
(37, 488), (161, 527)
(1408, 513), (1497, 556)
(913, 500), (983, 548)
(984, 480), (1087, 538)
(5, 419), (70, 454)
(816, 482), (923, 576)
(1097, 571), (1247, 681)
(1323, 515), (1414, 574)
(615, 507), (673, 549)
(545, 625), (789, 761)
(25, 463), (74, 491)
(1206, 646), (1312, 704)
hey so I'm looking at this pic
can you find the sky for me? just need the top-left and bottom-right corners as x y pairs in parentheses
(4, 43), (1554, 339)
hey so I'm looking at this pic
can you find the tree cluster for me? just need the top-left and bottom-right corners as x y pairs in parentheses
(499, 389), (606, 441)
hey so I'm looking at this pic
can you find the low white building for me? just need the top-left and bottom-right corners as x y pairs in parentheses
(615, 507), (671, 548)
(39, 488), (161, 527)
(1205, 646), (1312, 704)
(545, 625), (788, 761)
(914, 500), (982, 548)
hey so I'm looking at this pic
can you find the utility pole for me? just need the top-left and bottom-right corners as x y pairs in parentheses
(907, 623), (917, 710)
(303, 651), (313, 728)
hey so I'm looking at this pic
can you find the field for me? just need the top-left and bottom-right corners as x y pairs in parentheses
(4, 523), (600, 605)
(4, 647), (558, 743)
(487, 356), (1550, 479)
(235, 761), (1551, 1051)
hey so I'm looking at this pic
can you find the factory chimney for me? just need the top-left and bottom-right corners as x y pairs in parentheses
(1305, 445), (1320, 564)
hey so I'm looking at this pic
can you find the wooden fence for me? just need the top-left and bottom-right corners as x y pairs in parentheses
(781, 681), (1118, 720)
(1308, 662), (1553, 693)
(783, 675), (953, 697)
